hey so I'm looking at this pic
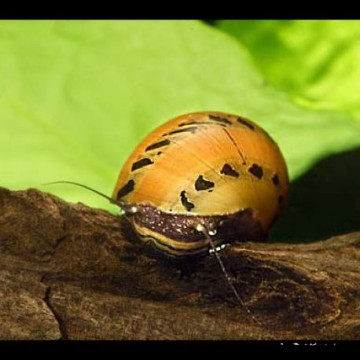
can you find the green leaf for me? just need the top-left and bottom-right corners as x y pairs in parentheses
(218, 20), (360, 122)
(0, 21), (359, 244)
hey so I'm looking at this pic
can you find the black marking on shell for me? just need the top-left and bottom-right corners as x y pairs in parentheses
(180, 190), (195, 212)
(178, 121), (226, 128)
(237, 117), (255, 130)
(220, 163), (240, 178)
(272, 173), (280, 186)
(194, 175), (215, 191)
(208, 114), (232, 125)
(131, 158), (154, 171)
(278, 195), (284, 204)
(163, 126), (198, 136)
(145, 139), (171, 151)
(117, 179), (135, 199)
(248, 164), (263, 179)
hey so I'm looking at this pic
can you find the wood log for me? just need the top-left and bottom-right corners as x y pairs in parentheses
(0, 187), (359, 340)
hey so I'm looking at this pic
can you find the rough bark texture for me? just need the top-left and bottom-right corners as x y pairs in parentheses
(0, 187), (359, 340)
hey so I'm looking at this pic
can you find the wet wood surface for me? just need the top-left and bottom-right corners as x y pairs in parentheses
(0, 187), (359, 340)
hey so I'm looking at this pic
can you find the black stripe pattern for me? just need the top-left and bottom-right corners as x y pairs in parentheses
(180, 190), (195, 211)
(248, 164), (263, 179)
(220, 163), (240, 178)
(237, 117), (255, 130)
(163, 127), (198, 136)
(145, 139), (171, 151)
(131, 158), (154, 171)
(117, 179), (135, 199)
(208, 114), (232, 125)
(194, 175), (215, 191)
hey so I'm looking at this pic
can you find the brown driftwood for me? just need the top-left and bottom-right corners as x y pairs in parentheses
(0, 187), (359, 340)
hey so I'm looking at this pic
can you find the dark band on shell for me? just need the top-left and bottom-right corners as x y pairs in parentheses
(248, 164), (263, 179)
(194, 175), (215, 191)
(180, 190), (195, 211)
(272, 173), (280, 186)
(178, 121), (226, 128)
(145, 139), (171, 151)
(163, 126), (198, 136)
(220, 163), (240, 178)
(208, 114), (232, 125)
(237, 117), (255, 130)
(131, 158), (154, 171)
(117, 179), (135, 199)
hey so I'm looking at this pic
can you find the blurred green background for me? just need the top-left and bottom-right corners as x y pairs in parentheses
(1, 20), (359, 243)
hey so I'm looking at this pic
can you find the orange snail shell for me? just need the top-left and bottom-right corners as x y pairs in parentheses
(113, 112), (289, 257)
